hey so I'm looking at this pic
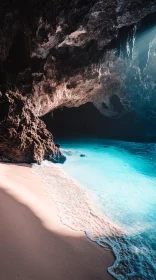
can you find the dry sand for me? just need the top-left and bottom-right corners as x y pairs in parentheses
(0, 163), (114, 280)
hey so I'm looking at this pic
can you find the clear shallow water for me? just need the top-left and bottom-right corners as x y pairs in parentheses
(59, 139), (156, 279)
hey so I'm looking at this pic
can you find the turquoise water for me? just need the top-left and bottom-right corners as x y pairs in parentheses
(59, 139), (156, 279)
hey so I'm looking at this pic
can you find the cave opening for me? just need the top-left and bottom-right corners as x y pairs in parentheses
(41, 102), (156, 143)
(109, 94), (125, 114)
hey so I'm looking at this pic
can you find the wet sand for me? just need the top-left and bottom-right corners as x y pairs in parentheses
(0, 163), (114, 280)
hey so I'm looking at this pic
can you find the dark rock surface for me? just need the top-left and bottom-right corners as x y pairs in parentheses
(42, 102), (154, 142)
(0, 0), (156, 162)
(0, 90), (66, 163)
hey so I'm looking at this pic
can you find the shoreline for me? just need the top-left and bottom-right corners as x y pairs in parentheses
(33, 161), (124, 238)
(0, 162), (115, 280)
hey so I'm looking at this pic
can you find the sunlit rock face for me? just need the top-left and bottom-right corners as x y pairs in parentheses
(32, 3), (156, 118)
(93, 13), (156, 119)
(0, 0), (156, 162)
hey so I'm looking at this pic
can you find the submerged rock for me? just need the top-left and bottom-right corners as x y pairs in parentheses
(80, 154), (86, 157)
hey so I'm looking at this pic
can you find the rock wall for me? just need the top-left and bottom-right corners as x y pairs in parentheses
(0, 91), (66, 163)
(0, 0), (156, 162)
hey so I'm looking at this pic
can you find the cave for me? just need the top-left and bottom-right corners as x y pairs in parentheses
(41, 102), (156, 143)
(1, 1), (156, 280)
(0, 0), (156, 163)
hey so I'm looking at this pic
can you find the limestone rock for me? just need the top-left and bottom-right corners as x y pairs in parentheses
(0, 0), (156, 162)
(0, 91), (66, 163)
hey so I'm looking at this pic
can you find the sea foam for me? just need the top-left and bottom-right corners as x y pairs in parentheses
(33, 139), (156, 279)
(32, 162), (123, 238)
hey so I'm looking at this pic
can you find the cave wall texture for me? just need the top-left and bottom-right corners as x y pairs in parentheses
(0, 0), (156, 162)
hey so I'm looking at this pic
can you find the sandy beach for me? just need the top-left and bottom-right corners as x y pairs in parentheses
(0, 163), (114, 280)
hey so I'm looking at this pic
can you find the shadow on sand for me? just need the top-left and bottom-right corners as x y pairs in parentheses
(0, 187), (114, 280)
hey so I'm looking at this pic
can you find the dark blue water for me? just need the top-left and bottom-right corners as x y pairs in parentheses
(59, 139), (156, 279)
